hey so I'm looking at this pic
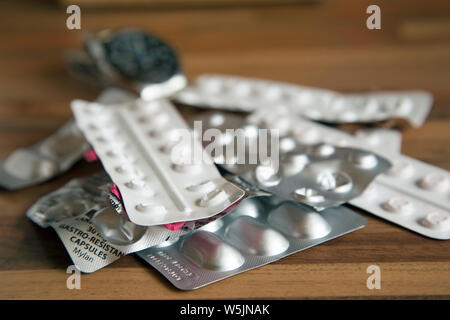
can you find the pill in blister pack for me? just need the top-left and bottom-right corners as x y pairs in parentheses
(377, 156), (450, 212)
(175, 74), (433, 127)
(350, 155), (450, 239)
(190, 111), (391, 210)
(0, 120), (90, 190)
(71, 98), (245, 226)
(351, 182), (450, 239)
(137, 195), (367, 290)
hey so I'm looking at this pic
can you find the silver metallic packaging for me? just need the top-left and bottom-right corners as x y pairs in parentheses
(190, 111), (391, 210)
(0, 120), (90, 190)
(223, 145), (391, 210)
(175, 74), (433, 127)
(0, 88), (136, 191)
(26, 171), (110, 228)
(27, 171), (247, 272)
(137, 195), (367, 290)
(51, 208), (188, 273)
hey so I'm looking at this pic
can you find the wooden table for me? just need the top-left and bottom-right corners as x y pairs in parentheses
(0, 0), (449, 299)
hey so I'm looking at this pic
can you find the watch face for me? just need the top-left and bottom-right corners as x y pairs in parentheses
(103, 30), (180, 83)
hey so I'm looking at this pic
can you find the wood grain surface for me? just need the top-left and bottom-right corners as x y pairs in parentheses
(0, 0), (449, 299)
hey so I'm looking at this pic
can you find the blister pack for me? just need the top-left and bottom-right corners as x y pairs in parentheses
(246, 106), (402, 157)
(223, 144), (390, 210)
(0, 120), (90, 190)
(51, 208), (189, 273)
(27, 171), (226, 272)
(0, 88), (138, 191)
(175, 74), (433, 127)
(137, 195), (367, 290)
(26, 171), (111, 228)
(71, 98), (246, 226)
(246, 108), (449, 239)
(350, 155), (450, 239)
(190, 111), (391, 210)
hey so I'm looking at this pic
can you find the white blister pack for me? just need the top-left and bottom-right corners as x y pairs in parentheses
(249, 108), (449, 239)
(351, 181), (450, 240)
(175, 74), (433, 127)
(247, 106), (402, 158)
(351, 155), (450, 239)
(71, 98), (245, 226)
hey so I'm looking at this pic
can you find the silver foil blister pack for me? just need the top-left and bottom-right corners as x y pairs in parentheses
(50, 208), (189, 273)
(137, 195), (367, 290)
(26, 171), (111, 228)
(191, 111), (391, 210)
(0, 120), (90, 190)
(175, 74), (433, 127)
(27, 172), (229, 273)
